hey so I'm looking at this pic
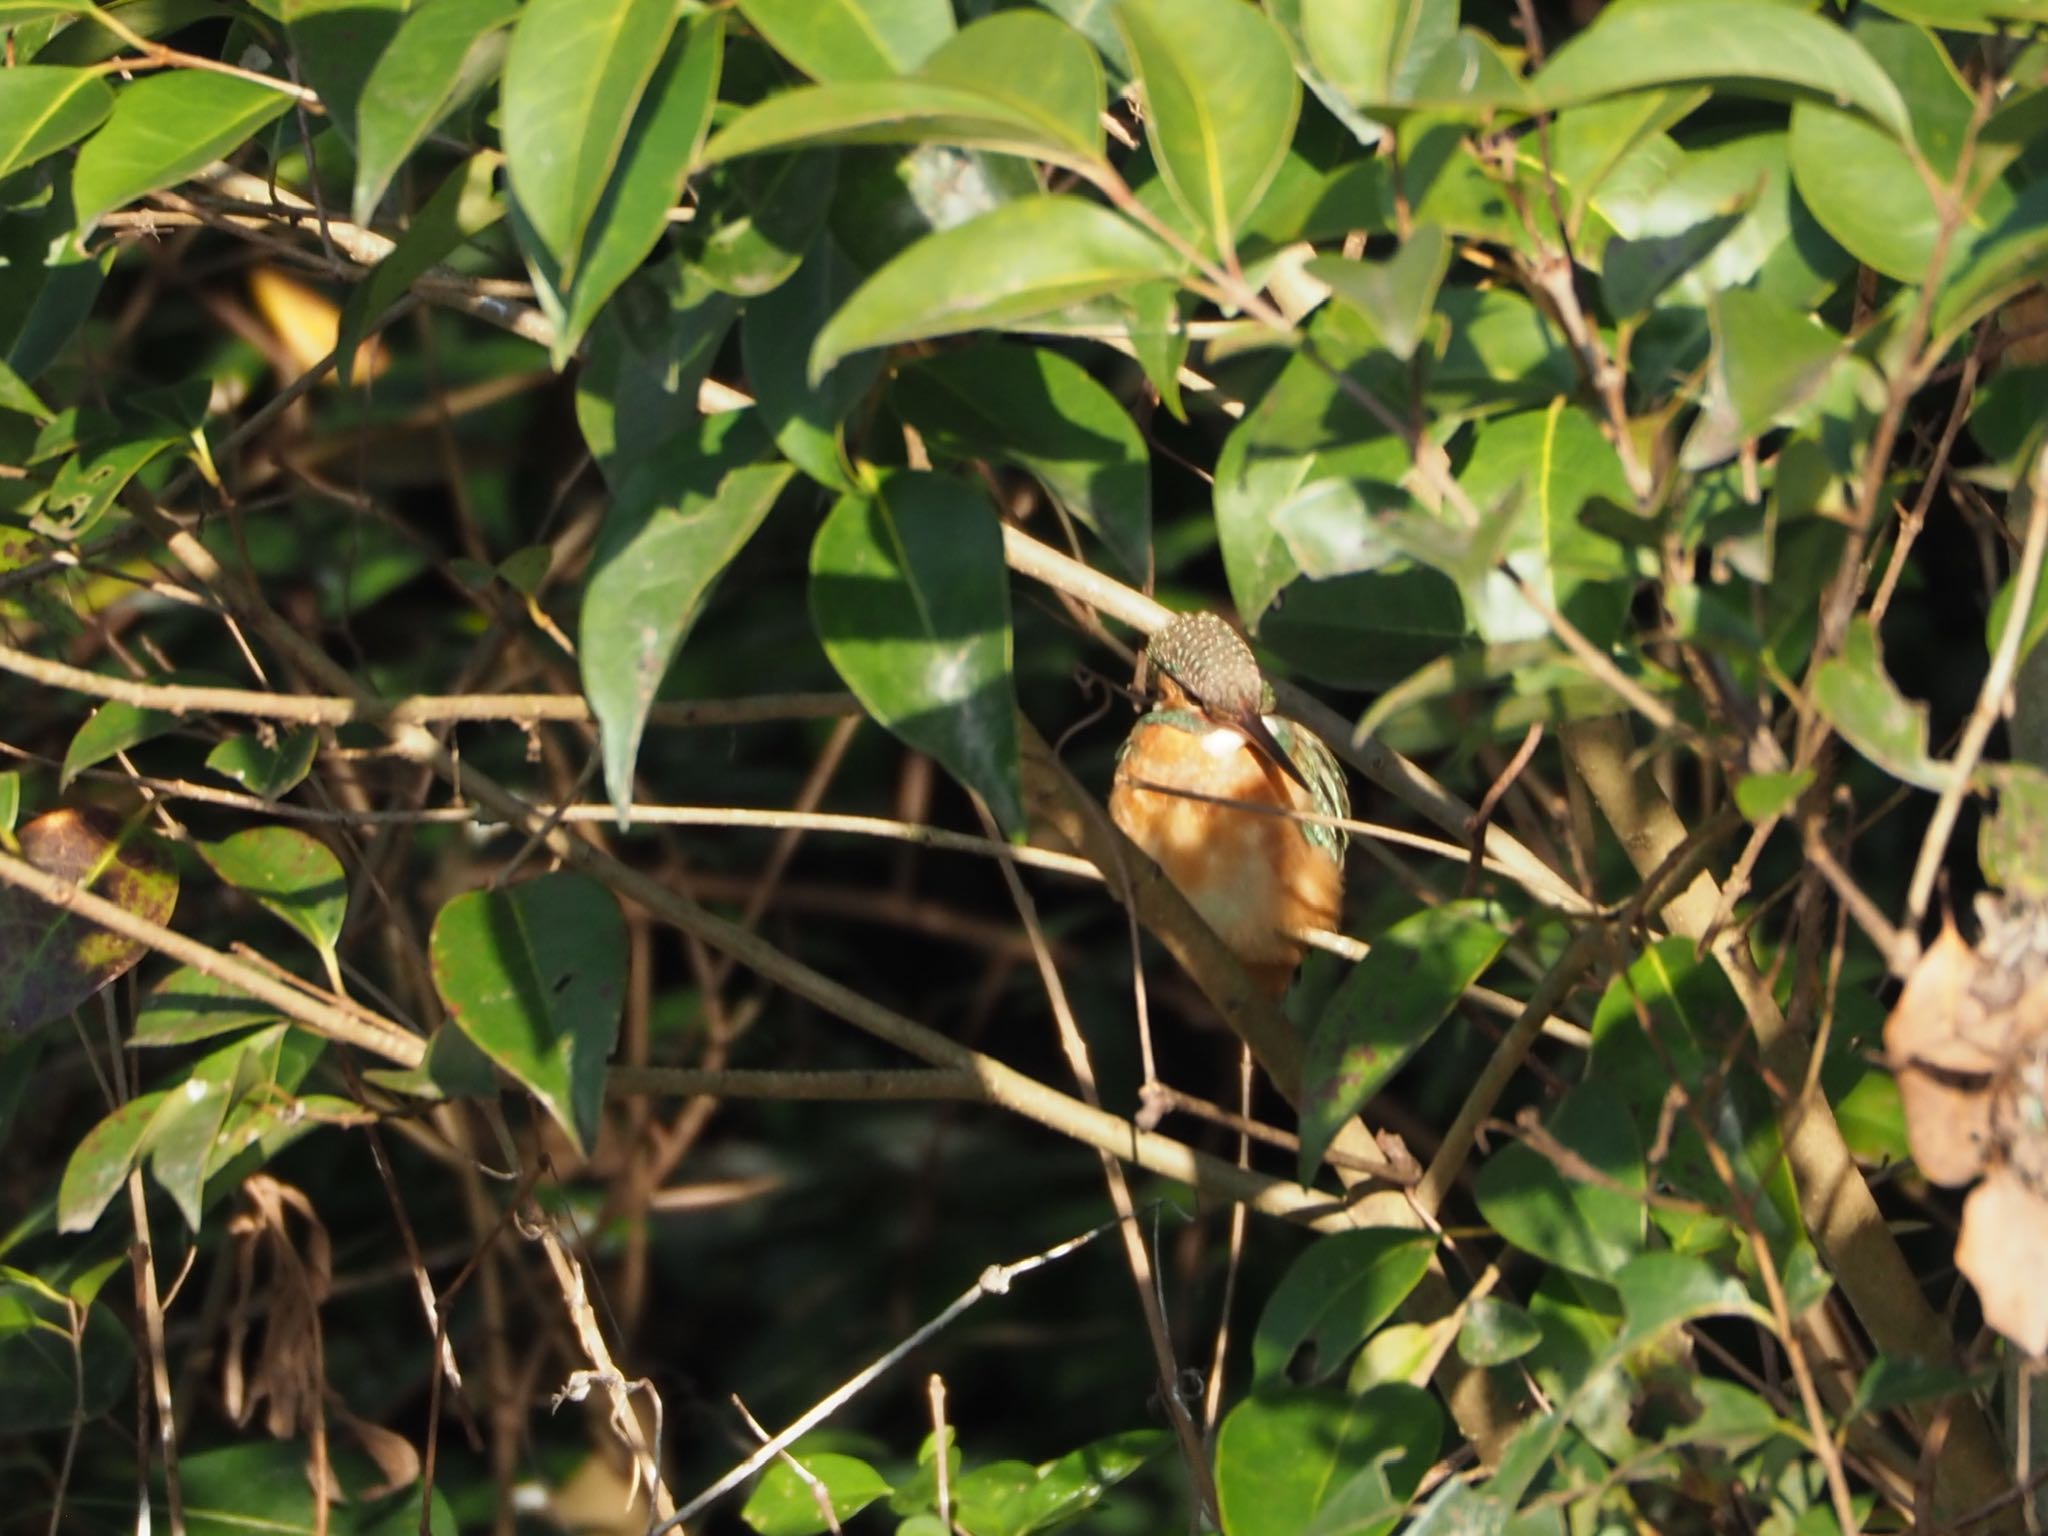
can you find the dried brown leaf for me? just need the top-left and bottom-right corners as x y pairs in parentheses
(1957, 1169), (2048, 1357)
(1886, 921), (2000, 1185)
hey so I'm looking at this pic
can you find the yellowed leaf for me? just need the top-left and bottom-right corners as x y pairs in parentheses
(247, 267), (388, 384)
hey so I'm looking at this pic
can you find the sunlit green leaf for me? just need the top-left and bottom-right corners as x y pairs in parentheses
(352, 0), (517, 224)
(582, 411), (793, 816)
(736, 0), (954, 81)
(1534, 0), (1910, 142)
(1306, 225), (1446, 361)
(1299, 0), (1456, 113)
(743, 1453), (891, 1536)
(1251, 1229), (1436, 1384)
(557, 14), (724, 362)
(1215, 1385), (1440, 1536)
(1299, 900), (1509, 1179)
(57, 1090), (166, 1231)
(809, 196), (1176, 381)
(134, 967), (280, 1047)
(204, 727), (320, 803)
(1811, 616), (1945, 789)
(282, 0), (405, 150)
(810, 470), (1023, 832)
(0, 65), (112, 182)
(1473, 1082), (1647, 1282)
(501, 0), (679, 282)
(71, 71), (293, 230)
(198, 828), (348, 966)
(430, 872), (627, 1153)
(1114, 0), (1298, 257)
(893, 342), (1150, 580)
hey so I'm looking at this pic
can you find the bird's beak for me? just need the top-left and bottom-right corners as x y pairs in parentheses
(1226, 708), (1313, 794)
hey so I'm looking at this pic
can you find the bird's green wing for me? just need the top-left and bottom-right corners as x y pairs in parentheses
(1272, 718), (1349, 864)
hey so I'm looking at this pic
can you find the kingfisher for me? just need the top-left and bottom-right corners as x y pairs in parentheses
(1109, 612), (1350, 998)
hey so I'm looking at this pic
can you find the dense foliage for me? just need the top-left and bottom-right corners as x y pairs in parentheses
(3, 0), (2048, 1532)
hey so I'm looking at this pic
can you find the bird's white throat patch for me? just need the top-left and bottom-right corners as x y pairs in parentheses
(1200, 726), (1247, 758)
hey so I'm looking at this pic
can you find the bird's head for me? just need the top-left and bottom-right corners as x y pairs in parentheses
(1143, 613), (1307, 792)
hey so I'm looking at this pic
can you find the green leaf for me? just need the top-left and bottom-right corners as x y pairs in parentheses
(743, 1453), (892, 1535)
(33, 419), (185, 542)
(1472, 1082), (1647, 1282)
(1587, 938), (1816, 1272)
(735, 0), (954, 81)
(918, 10), (1104, 167)
(198, 828), (348, 967)
(1849, 1356), (1998, 1420)
(1683, 289), (1844, 470)
(1300, 0), (1456, 113)
(1989, 542), (2048, 667)
(0, 3), (90, 22)
(1251, 1229), (1436, 1384)
(1114, 0), (1298, 257)
(810, 470), (1024, 833)
(739, 239), (881, 490)
(204, 727), (320, 801)
(174, 1440), (460, 1534)
(500, 0), (679, 282)
(0, 358), (51, 420)
(1614, 1252), (1769, 1350)
(575, 267), (740, 484)
(1306, 226), (1446, 362)
(1936, 178), (2048, 345)
(1811, 616), (1945, 790)
(282, 0), (406, 150)
(1535, 0), (1911, 143)
(1215, 1384), (1440, 1536)
(62, 695), (177, 788)
(71, 71), (293, 230)
(1733, 768), (1815, 822)
(1983, 764), (2048, 898)
(0, 772), (16, 837)
(702, 13), (1105, 174)
(1600, 209), (1745, 320)
(582, 412), (794, 816)
(0, 1275), (131, 1433)
(686, 147), (837, 299)
(0, 809), (177, 1035)
(972, 1430), (1165, 1535)
(1298, 901), (1509, 1180)
(892, 343), (1150, 580)
(1457, 1297), (1542, 1366)
(558, 14), (724, 362)
(148, 1029), (273, 1230)
(1788, 13), (1999, 286)
(0, 65), (112, 182)
(1454, 402), (1637, 651)
(134, 967), (280, 1047)
(429, 871), (627, 1153)
(352, 0), (518, 225)
(1214, 306), (1412, 630)
(1864, 0), (2048, 19)
(57, 1090), (167, 1231)
(809, 196), (1175, 382)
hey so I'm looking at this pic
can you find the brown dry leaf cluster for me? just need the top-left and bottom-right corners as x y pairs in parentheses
(1884, 901), (2048, 1355)
(221, 1175), (420, 1512)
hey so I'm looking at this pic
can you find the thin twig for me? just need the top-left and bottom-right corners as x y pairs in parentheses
(1905, 445), (2048, 937)
(0, 639), (852, 726)
(650, 1221), (1122, 1535)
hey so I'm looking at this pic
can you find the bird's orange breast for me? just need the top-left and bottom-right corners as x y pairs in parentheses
(1109, 721), (1343, 992)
